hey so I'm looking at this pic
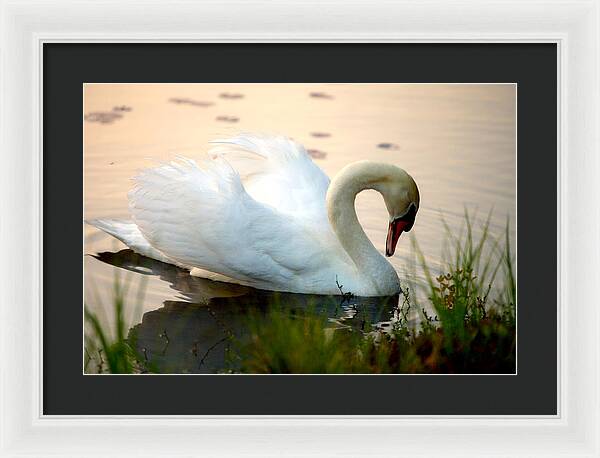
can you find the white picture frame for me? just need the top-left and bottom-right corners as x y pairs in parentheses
(1, 0), (598, 456)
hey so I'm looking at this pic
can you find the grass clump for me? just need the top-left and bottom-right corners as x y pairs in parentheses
(411, 211), (516, 343)
(84, 272), (153, 374)
(234, 295), (514, 374)
(232, 306), (366, 373)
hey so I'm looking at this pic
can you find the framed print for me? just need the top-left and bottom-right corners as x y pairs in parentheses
(1, 1), (599, 457)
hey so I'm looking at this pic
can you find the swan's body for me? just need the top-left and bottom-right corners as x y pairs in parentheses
(89, 134), (419, 296)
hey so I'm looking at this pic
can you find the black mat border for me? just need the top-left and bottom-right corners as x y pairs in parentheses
(44, 43), (557, 415)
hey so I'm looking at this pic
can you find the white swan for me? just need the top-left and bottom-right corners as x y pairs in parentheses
(89, 134), (419, 296)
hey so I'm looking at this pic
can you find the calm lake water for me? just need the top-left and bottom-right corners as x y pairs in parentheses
(84, 83), (516, 373)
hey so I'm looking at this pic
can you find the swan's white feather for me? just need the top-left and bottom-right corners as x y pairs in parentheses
(87, 218), (176, 265)
(127, 145), (347, 293)
(209, 134), (330, 223)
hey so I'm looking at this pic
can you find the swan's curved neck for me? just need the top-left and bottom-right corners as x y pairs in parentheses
(326, 162), (397, 291)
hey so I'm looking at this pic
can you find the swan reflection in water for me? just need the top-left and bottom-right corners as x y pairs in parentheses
(92, 249), (402, 374)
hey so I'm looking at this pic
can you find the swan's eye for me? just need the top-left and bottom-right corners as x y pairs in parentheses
(395, 203), (417, 232)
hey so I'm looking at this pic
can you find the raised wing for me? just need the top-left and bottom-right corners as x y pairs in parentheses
(208, 134), (330, 223)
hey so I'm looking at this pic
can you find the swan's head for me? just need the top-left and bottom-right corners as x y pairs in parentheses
(327, 160), (420, 257)
(370, 165), (420, 257)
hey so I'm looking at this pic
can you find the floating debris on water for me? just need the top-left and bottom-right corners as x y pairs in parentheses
(216, 115), (239, 123)
(309, 92), (334, 99)
(307, 149), (327, 159)
(219, 92), (244, 99)
(377, 142), (400, 150)
(310, 92), (333, 99)
(85, 105), (133, 124)
(168, 97), (214, 107)
(84, 112), (124, 124)
(310, 132), (331, 138)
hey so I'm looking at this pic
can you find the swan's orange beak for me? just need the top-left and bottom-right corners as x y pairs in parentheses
(386, 219), (410, 257)
(385, 205), (417, 257)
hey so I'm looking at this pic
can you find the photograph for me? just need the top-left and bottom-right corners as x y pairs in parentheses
(83, 82), (516, 375)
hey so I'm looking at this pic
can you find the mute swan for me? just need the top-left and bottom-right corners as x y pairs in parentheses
(89, 134), (419, 296)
